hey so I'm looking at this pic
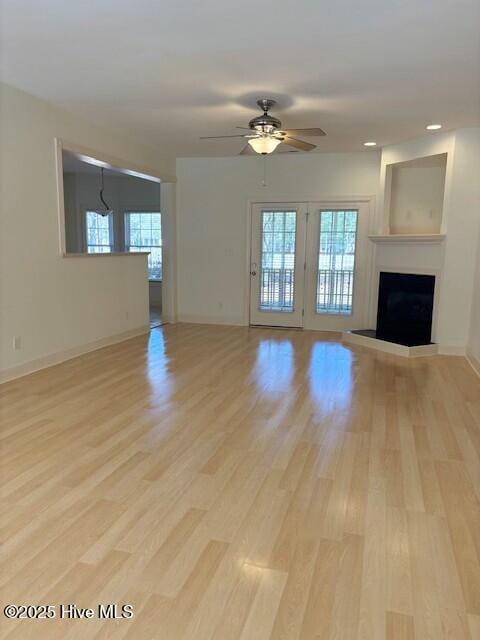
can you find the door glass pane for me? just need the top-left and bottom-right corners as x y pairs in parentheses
(259, 210), (296, 311)
(317, 210), (358, 314)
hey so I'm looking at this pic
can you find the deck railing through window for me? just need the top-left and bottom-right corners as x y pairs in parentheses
(316, 209), (358, 315)
(316, 269), (354, 314)
(260, 267), (295, 311)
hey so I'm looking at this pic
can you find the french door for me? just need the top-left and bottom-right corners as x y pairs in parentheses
(303, 202), (370, 331)
(249, 204), (307, 327)
(249, 201), (370, 330)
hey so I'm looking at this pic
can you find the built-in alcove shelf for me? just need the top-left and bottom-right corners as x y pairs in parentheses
(383, 153), (447, 235)
(369, 233), (446, 244)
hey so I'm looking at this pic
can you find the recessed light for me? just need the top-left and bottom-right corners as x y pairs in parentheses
(426, 124), (442, 130)
(363, 141), (377, 147)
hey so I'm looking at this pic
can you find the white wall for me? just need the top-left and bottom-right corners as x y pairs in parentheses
(0, 82), (175, 377)
(389, 164), (446, 234)
(441, 129), (480, 351)
(176, 152), (380, 325)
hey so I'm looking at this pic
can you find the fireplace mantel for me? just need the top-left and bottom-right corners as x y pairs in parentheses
(369, 234), (446, 244)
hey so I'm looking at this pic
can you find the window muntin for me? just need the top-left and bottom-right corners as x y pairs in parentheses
(259, 210), (296, 311)
(316, 210), (358, 315)
(125, 212), (162, 280)
(86, 211), (113, 253)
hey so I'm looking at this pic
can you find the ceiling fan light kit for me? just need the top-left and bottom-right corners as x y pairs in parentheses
(200, 98), (326, 155)
(248, 136), (282, 154)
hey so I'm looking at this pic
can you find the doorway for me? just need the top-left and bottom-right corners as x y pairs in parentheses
(61, 148), (166, 329)
(249, 201), (371, 331)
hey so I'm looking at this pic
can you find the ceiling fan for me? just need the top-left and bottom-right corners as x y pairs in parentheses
(200, 98), (326, 155)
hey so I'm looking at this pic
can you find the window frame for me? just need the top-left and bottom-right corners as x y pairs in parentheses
(315, 208), (359, 316)
(124, 210), (162, 281)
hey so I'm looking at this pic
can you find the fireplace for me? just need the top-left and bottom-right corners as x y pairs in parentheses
(375, 272), (435, 346)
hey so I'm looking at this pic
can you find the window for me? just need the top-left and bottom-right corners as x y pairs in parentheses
(85, 211), (113, 253)
(260, 210), (296, 311)
(316, 210), (358, 314)
(125, 212), (162, 280)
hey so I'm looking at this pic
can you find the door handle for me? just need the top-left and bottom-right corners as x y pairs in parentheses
(251, 270), (257, 276)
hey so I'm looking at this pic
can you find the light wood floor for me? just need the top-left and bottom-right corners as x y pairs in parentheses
(149, 307), (163, 329)
(1, 324), (480, 640)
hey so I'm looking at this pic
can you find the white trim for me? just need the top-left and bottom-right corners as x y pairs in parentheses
(178, 314), (246, 326)
(342, 330), (438, 358)
(369, 234), (446, 244)
(58, 139), (176, 183)
(62, 252), (149, 258)
(243, 200), (253, 326)
(55, 139), (67, 255)
(0, 326), (149, 385)
(159, 182), (178, 324)
(466, 352), (480, 377)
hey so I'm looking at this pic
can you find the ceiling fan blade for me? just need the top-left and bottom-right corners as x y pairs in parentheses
(283, 128), (326, 137)
(236, 127), (259, 138)
(199, 134), (247, 139)
(282, 136), (316, 151)
(239, 144), (253, 155)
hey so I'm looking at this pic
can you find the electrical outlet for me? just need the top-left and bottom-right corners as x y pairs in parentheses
(13, 336), (21, 350)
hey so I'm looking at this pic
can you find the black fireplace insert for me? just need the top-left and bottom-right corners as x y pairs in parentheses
(375, 272), (435, 346)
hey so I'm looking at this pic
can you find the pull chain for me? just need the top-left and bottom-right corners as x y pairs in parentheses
(262, 154), (267, 187)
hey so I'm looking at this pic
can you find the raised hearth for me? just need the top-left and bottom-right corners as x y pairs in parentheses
(343, 271), (437, 357)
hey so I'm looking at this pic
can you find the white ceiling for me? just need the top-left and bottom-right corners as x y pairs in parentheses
(1, 0), (479, 157)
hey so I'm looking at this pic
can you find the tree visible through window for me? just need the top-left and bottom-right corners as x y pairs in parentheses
(260, 210), (296, 311)
(317, 210), (358, 314)
(125, 212), (162, 280)
(86, 211), (113, 253)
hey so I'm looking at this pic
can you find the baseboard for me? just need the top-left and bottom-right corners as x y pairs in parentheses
(0, 325), (150, 385)
(177, 314), (247, 327)
(466, 352), (480, 377)
(342, 330), (438, 358)
(438, 345), (467, 356)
